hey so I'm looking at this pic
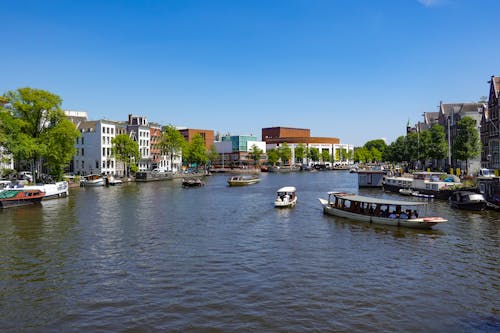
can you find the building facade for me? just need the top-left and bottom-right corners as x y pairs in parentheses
(262, 127), (353, 165)
(178, 128), (214, 150)
(481, 76), (500, 170)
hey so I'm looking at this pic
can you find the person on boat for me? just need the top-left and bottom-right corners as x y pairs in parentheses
(413, 210), (418, 218)
(399, 211), (408, 219)
(389, 211), (398, 218)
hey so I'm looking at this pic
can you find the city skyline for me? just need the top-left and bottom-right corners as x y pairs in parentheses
(2, 0), (500, 146)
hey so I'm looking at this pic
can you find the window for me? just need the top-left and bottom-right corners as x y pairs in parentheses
(96, 161), (99, 169)
(76, 137), (79, 144)
(82, 137), (84, 145)
(81, 148), (85, 156)
(103, 127), (106, 133)
(103, 148), (106, 156)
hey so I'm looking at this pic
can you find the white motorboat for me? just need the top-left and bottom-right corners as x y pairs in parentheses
(80, 174), (105, 187)
(0, 180), (69, 199)
(274, 186), (297, 208)
(319, 191), (447, 229)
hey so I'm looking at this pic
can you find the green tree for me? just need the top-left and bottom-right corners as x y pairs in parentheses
(248, 144), (263, 166)
(321, 150), (330, 163)
(309, 147), (320, 163)
(427, 124), (448, 167)
(2, 87), (80, 181)
(158, 125), (186, 172)
(278, 143), (292, 165)
(452, 116), (481, 175)
(364, 139), (387, 155)
(370, 147), (382, 162)
(112, 133), (140, 176)
(207, 144), (219, 167)
(184, 134), (208, 167)
(267, 149), (279, 166)
(42, 118), (80, 179)
(294, 143), (307, 164)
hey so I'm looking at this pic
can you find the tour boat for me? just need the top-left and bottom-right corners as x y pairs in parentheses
(274, 186), (297, 208)
(449, 191), (487, 211)
(227, 175), (260, 186)
(0, 189), (45, 208)
(318, 191), (447, 229)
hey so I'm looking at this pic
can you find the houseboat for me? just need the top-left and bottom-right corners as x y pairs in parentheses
(227, 175), (260, 186)
(411, 172), (463, 200)
(382, 175), (414, 193)
(357, 169), (387, 188)
(477, 176), (500, 209)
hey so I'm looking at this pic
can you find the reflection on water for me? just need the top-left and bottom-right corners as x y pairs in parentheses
(0, 172), (498, 332)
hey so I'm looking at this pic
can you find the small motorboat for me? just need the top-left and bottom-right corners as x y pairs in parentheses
(182, 178), (205, 187)
(80, 174), (105, 186)
(449, 191), (487, 211)
(274, 186), (297, 208)
(398, 188), (414, 196)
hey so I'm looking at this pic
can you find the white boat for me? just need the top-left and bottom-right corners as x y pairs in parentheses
(274, 186), (297, 208)
(0, 181), (69, 199)
(318, 191), (447, 229)
(106, 175), (123, 186)
(80, 174), (105, 187)
(227, 175), (260, 186)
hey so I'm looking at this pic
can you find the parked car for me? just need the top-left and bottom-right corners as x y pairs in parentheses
(18, 171), (33, 182)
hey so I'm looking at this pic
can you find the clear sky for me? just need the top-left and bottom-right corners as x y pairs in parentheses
(2, 0), (499, 146)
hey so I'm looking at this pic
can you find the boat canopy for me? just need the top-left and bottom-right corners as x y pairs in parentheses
(277, 186), (296, 193)
(328, 192), (427, 206)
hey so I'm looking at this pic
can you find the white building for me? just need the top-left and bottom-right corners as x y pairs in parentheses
(127, 114), (151, 172)
(74, 120), (122, 176)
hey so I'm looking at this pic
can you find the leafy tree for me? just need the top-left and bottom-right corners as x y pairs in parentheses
(112, 133), (140, 176)
(2, 87), (80, 181)
(158, 124), (185, 172)
(354, 147), (372, 163)
(267, 149), (279, 166)
(278, 143), (292, 165)
(427, 124), (448, 166)
(294, 143), (307, 164)
(248, 144), (263, 166)
(452, 116), (481, 175)
(321, 150), (330, 163)
(370, 147), (382, 162)
(184, 134), (208, 167)
(42, 118), (80, 179)
(364, 139), (387, 155)
(308, 147), (320, 163)
(207, 144), (219, 167)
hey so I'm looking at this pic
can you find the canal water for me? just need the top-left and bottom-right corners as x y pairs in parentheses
(0, 171), (498, 332)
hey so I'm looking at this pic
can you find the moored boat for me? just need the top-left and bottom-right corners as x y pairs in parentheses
(227, 175), (260, 186)
(449, 191), (487, 211)
(318, 191), (447, 229)
(80, 174), (105, 187)
(0, 189), (45, 208)
(1, 181), (69, 199)
(274, 186), (297, 208)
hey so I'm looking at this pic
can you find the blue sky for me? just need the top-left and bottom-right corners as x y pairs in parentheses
(2, 0), (499, 146)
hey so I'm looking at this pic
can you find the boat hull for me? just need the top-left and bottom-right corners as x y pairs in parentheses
(319, 198), (444, 229)
(275, 197), (297, 208)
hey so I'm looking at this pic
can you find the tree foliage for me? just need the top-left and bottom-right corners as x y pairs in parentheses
(1, 87), (80, 180)
(294, 143), (307, 163)
(452, 116), (481, 174)
(308, 147), (320, 162)
(158, 124), (185, 171)
(278, 143), (292, 165)
(248, 144), (263, 165)
(112, 133), (140, 176)
(267, 149), (279, 166)
(184, 134), (208, 167)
